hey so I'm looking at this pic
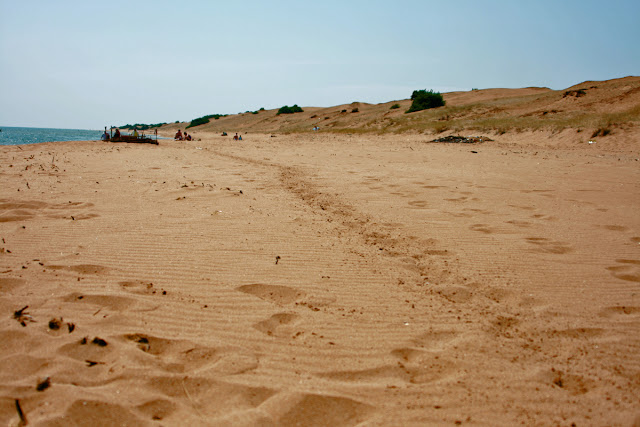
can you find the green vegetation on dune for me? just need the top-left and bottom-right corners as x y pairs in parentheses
(119, 122), (166, 130)
(277, 104), (304, 115)
(186, 113), (229, 129)
(406, 89), (445, 113)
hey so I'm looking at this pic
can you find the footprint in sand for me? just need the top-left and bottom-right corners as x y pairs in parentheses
(0, 199), (47, 222)
(444, 196), (469, 202)
(0, 199), (98, 222)
(57, 336), (116, 369)
(411, 329), (460, 351)
(0, 354), (50, 382)
(317, 351), (456, 385)
(407, 200), (429, 208)
(62, 292), (136, 311)
(253, 312), (301, 336)
(524, 237), (573, 254)
(50, 400), (144, 426)
(47, 264), (110, 275)
(469, 223), (498, 234)
(260, 393), (374, 426)
(123, 333), (259, 375)
(599, 306), (640, 317)
(429, 284), (473, 303)
(146, 376), (275, 418)
(506, 219), (532, 228)
(0, 277), (26, 292)
(606, 259), (640, 282)
(545, 327), (604, 339)
(118, 280), (166, 295)
(531, 213), (557, 221)
(601, 225), (629, 232)
(135, 398), (178, 422)
(237, 284), (305, 305)
(534, 369), (594, 396)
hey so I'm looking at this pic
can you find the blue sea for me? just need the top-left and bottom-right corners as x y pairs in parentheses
(0, 126), (104, 146)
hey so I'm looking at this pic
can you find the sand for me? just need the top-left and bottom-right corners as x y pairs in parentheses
(1, 132), (639, 426)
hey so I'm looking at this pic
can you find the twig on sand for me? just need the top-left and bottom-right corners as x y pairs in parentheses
(13, 306), (34, 326)
(182, 378), (205, 418)
(15, 399), (27, 426)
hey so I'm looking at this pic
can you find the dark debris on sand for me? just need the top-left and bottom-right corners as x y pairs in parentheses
(428, 135), (493, 144)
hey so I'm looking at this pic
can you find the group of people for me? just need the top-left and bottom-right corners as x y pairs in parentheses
(174, 129), (192, 141)
(101, 127), (121, 141)
(173, 129), (244, 141)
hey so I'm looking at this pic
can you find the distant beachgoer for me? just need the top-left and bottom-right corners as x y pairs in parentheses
(114, 128), (121, 138)
(239, 135), (242, 141)
(101, 131), (109, 141)
(186, 133), (192, 141)
(233, 133), (239, 141)
(175, 129), (183, 140)
(133, 129), (139, 138)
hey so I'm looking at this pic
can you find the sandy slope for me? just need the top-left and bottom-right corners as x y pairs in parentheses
(158, 76), (639, 138)
(1, 131), (638, 426)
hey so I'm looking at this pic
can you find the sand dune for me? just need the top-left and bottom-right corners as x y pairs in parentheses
(160, 76), (640, 140)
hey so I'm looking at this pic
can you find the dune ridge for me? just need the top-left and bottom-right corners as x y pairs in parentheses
(158, 76), (640, 144)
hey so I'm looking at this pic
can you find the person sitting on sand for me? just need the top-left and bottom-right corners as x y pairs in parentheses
(185, 133), (192, 141)
(238, 135), (242, 141)
(114, 128), (121, 138)
(101, 130), (109, 141)
(233, 133), (239, 141)
(175, 129), (183, 140)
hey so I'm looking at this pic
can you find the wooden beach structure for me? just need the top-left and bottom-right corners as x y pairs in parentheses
(106, 126), (159, 145)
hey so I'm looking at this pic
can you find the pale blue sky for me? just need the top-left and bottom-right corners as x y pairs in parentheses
(1, 0), (638, 129)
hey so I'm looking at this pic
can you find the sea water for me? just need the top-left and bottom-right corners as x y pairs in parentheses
(0, 126), (103, 146)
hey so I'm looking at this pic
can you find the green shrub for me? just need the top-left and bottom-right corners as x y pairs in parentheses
(351, 108), (359, 113)
(277, 104), (304, 115)
(390, 104), (400, 109)
(119, 122), (166, 130)
(406, 89), (445, 113)
(341, 109), (347, 113)
(186, 117), (210, 129)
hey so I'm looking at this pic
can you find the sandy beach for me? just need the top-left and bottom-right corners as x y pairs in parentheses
(1, 129), (638, 426)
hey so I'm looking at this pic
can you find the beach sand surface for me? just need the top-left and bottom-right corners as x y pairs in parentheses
(1, 133), (639, 426)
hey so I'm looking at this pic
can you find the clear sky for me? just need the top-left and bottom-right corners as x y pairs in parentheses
(1, 0), (638, 130)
